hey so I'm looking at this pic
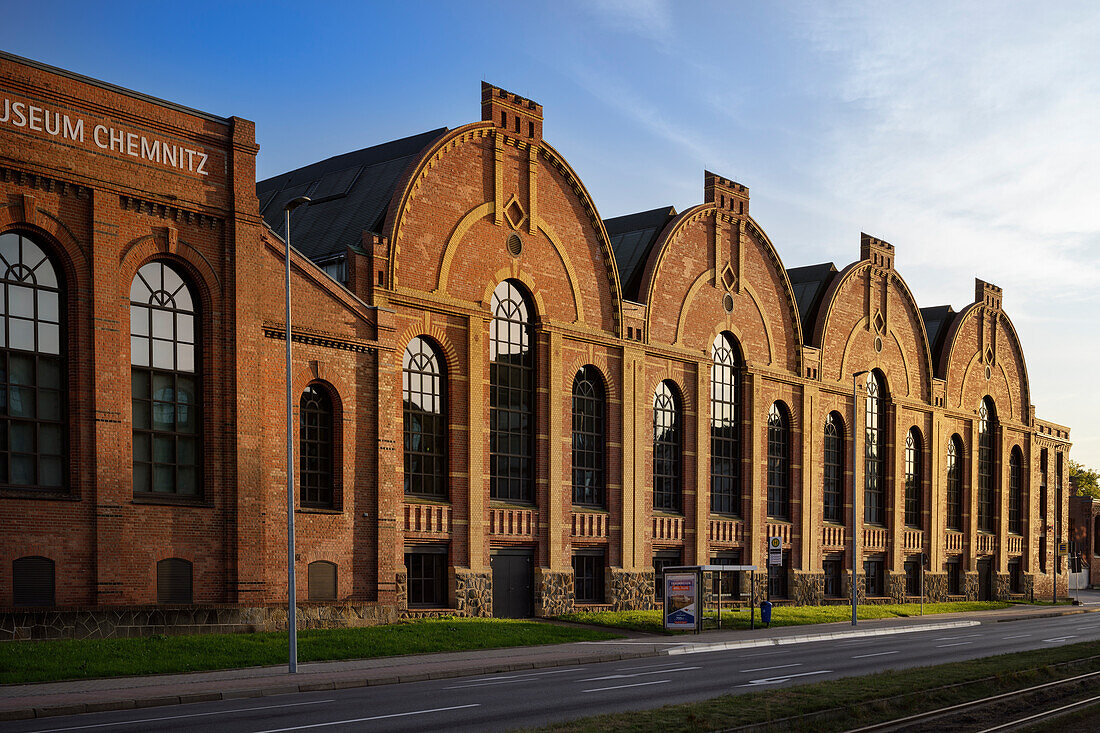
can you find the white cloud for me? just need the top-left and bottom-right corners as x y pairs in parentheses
(581, 0), (674, 49)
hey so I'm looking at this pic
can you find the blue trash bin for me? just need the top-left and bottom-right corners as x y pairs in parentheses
(760, 600), (773, 625)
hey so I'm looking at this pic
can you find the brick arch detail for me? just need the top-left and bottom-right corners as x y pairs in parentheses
(674, 269), (775, 366)
(396, 323), (462, 379)
(290, 370), (351, 414)
(118, 232), (221, 310)
(0, 200), (90, 287)
(563, 355), (617, 404)
(940, 305), (1030, 424)
(481, 267), (549, 320)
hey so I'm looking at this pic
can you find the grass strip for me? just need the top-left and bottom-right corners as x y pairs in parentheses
(0, 617), (621, 685)
(524, 640), (1100, 733)
(558, 601), (1011, 634)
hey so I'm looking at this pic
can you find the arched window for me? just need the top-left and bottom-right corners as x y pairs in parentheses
(864, 372), (886, 525)
(0, 231), (64, 489)
(710, 333), (742, 516)
(1008, 447), (1023, 535)
(130, 261), (199, 497)
(307, 560), (337, 601)
(946, 435), (963, 530)
(571, 366), (605, 507)
(653, 380), (681, 513)
(301, 384), (335, 508)
(823, 413), (844, 523)
(905, 428), (922, 528)
(403, 336), (446, 498)
(156, 558), (193, 604)
(490, 281), (535, 503)
(767, 403), (790, 519)
(977, 397), (997, 533)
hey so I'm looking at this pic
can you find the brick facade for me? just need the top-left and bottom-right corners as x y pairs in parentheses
(0, 54), (1073, 628)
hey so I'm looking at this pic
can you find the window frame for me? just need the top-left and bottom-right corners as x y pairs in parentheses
(823, 413), (844, 524)
(1008, 447), (1023, 535)
(300, 383), (336, 509)
(977, 397), (997, 533)
(864, 372), (886, 526)
(766, 402), (790, 520)
(403, 336), (447, 500)
(571, 366), (606, 508)
(652, 381), (682, 514)
(489, 281), (535, 504)
(946, 435), (963, 531)
(710, 333), (742, 516)
(572, 548), (606, 604)
(863, 556), (885, 598)
(904, 427), (922, 528)
(823, 555), (845, 598)
(405, 545), (448, 608)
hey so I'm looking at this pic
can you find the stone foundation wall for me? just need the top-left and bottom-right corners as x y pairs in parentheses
(0, 602), (400, 641)
(453, 569), (492, 617)
(395, 569), (407, 611)
(924, 572), (948, 601)
(888, 572), (907, 603)
(535, 569), (573, 616)
(964, 572), (979, 600)
(608, 568), (655, 611)
(791, 571), (823, 606)
(995, 572), (1011, 601)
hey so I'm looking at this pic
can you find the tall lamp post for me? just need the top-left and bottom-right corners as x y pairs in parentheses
(851, 370), (869, 626)
(283, 195), (311, 674)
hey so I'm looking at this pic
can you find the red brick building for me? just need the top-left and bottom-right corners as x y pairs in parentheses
(0, 52), (1074, 629)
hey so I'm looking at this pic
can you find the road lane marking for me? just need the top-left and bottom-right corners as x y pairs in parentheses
(1002, 634), (1032, 639)
(25, 700), (338, 733)
(738, 670), (832, 687)
(465, 668), (580, 682)
(445, 669), (582, 689)
(249, 704), (481, 732)
(934, 634), (980, 640)
(1043, 635), (1078, 643)
(617, 661), (697, 671)
(936, 641), (973, 647)
(582, 679), (670, 693)
(739, 663), (801, 673)
(581, 666), (700, 682)
(852, 650), (899, 659)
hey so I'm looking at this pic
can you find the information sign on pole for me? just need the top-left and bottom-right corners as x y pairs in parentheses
(663, 573), (699, 630)
(767, 536), (782, 567)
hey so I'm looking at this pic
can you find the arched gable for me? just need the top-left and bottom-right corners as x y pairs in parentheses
(940, 294), (1031, 423)
(636, 187), (802, 372)
(813, 240), (933, 402)
(381, 107), (623, 333)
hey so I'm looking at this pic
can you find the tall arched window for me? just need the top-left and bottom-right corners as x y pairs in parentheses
(490, 280), (534, 503)
(653, 380), (681, 513)
(571, 366), (605, 507)
(1008, 447), (1023, 535)
(0, 231), (64, 489)
(301, 384), (335, 508)
(131, 261), (199, 496)
(403, 336), (446, 498)
(767, 402), (790, 519)
(905, 428), (922, 528)
(864, 372), (886, 525)
(946, 435), (963, 530)
(977, 397), (997, 533)
(823, 413), (844, 523)
(710, 333), (742, 516)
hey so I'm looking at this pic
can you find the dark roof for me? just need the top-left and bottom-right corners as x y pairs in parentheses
(603, 206), (677, 301)
(257, 128), (447, 262)
(920, 305), (957, 374)
(786, 262), (838, 342)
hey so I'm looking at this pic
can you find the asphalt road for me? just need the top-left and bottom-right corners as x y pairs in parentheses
(4, 611), (1100, 733)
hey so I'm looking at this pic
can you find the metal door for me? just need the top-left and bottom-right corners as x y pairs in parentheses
(977, 557), (993, 601)
(491, 549), (533, 618)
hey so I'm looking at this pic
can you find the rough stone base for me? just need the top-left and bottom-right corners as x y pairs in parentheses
(995, 572), (1011, 601)
(964, 572), (979, 600)
(395, 569), (408, 610)
(453, 568), (492, 617)
(791, 571), (823, 606)
(924, 572), (948, 601)
(888, 572), (907, 603)
(1021, 572), (1035, 600)
(535, 568), (573, 616)
(608, 568), (655, 611)
(0, 602), (400, 641)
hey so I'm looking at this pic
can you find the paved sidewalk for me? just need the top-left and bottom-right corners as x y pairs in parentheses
(1, 603), (1095, 721)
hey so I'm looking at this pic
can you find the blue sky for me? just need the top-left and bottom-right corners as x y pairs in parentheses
(5, 1), (1098, 467)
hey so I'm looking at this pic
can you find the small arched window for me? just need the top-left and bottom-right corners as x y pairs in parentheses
(864, 372), (886, 525)
(905, 428), (922, 528)
(0, 231), (65, 489)
(490, 280), (534, 503)
(710, 333), (742, 516)
(131, 261), (200, 497)
(653, 380), (681, 513)
(301, 384), (335, 508)
(571, 366), (605, 507)
(767, 403), (790, 519)
(823, 413), (844, 523)
(156, 558), (193, 604)
(946, 435), (963, 531)
(1008, 447), (1023, 535)
(403, 336), (446, 498)
(977, 397), (997, 533)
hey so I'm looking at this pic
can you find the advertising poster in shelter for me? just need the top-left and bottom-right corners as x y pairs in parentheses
(664, 572), (699, 630)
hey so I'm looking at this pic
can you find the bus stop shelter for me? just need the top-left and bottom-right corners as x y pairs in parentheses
(661, 565), (759, 633)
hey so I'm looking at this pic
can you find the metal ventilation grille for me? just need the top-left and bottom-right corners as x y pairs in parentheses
(506, 233), (523, 257)
(13, 556), (55, 607)
(157, 558), (193, 604)
(308, 561), (337, 601)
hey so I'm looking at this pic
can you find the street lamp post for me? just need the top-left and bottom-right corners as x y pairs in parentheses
(851, 370), (869, 626)
(283, 196), (311, 674)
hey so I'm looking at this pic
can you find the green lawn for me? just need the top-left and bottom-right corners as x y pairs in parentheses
(0, 618), (621, 685)
(558, 601), (1012, 634)
(525, 639), (1100, 732)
